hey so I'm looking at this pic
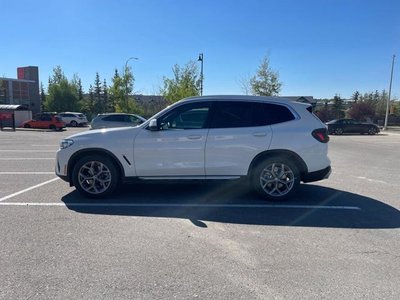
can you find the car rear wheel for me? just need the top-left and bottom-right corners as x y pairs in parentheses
(368, 127), (377, 135)
(334, 128), (343, 135)
(252, 156), (300, 201)
(70, 120), (78, 127)
(72, 155), (119, 198)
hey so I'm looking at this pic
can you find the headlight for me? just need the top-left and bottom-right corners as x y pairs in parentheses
(60, 139), (74, 149)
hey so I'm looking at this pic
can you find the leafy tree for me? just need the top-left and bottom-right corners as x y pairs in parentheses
(109, 68), (142, 114)
(44, 66), (80, 112)
(348, 102), (375, 121)
(161, 61), (200, 103)
(250, 56), (282, 96)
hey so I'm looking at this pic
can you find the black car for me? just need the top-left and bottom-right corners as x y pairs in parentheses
(326, 119), (380, 135)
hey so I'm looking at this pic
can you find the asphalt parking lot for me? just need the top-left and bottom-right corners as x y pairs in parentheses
(1, 128), (399, 299)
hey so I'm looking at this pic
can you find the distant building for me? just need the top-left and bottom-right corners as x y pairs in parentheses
(0, 66), (40, 115)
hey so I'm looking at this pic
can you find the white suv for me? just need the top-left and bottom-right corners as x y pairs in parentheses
(57, 112), (88, 127)
(56, 96), (331, 201)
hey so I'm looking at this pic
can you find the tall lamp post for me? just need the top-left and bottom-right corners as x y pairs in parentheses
(384, 54), (396, 130)
(198, 53), (204, 96)
(124, 57), (138, 110)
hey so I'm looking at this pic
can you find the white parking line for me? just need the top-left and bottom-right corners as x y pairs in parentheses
(0, 202), (361, 210)
(0, 150), (55, 152)
(0, 178), (60, 202)
(0, 158), (54, 160)
(0, 172), (54, 175)
(31, 145), (58, 147)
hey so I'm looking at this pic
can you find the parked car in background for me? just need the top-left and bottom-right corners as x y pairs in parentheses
(90, 113), (146, 129)
(56, 95), (331, 200)
(21, 113), (66, 131)
(58, 112), (88, 127)
(326, 119), (380, 135)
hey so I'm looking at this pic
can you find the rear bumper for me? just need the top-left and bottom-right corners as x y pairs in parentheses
(302, 166), (331, 183)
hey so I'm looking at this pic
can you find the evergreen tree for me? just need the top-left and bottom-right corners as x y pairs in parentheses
(40, 82), (46, 112)
(331, 95), (345, 119)
(93, 72), (103, 114)
(103, 79), (111, 112)
(351, 91), (360, 103)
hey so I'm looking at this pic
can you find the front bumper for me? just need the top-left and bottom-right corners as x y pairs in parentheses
(302, 166), (331, 183)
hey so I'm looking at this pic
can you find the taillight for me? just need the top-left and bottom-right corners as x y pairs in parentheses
(312, 128), (329, 143)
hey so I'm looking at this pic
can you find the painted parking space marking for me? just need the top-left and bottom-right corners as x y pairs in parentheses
(0, 202), (361, 210)
(0, 150), (55, 152)
(0, 172), (54, 175)
(0, 158), (54, 160)
(0, 178), (59, 202)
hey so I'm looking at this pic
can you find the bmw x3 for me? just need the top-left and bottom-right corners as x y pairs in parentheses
(56, 95), (331, 201)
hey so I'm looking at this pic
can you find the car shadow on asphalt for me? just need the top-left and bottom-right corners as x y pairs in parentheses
(61, 182), (400, 229)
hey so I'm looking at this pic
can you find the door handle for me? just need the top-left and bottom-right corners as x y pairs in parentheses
(253, 132), (267, 137)
(187, 135), (202, 140)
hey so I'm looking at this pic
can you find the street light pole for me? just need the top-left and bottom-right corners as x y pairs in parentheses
(198, 53), (204, 96)
(384, 54), (396, 130)
(124, 57), (138, 111)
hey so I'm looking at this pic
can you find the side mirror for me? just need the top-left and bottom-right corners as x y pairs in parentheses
(148, 119), (158, 131)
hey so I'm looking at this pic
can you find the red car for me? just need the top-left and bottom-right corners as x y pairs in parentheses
(21, 114), (66, 131)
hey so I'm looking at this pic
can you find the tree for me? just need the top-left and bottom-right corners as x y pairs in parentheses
(161, 61), (200, 103)
(44, 66), (80, 112)
(93, 72), (104, 114)
(331, 95), (345, 119)
(103, 79), (111, 112)
(40, 82), (46, 112)
(348, 102), (375, 121)
(109, 68), (142, 114)
(249, 56), (282, 96)
(109, 69), (123, 112)
(351, 91), (360, 103)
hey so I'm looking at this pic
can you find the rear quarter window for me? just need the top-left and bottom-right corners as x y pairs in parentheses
(252, 103), (295, 126)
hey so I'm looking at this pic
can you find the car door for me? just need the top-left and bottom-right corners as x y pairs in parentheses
(205, 101), (273, 176)
(134, 102), (211, 177)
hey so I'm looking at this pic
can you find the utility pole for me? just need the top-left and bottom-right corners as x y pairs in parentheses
(198, 53), (204, 96)
(384, 54), (396, 130)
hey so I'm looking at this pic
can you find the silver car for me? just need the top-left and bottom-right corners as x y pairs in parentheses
(90, 113), (146, 130)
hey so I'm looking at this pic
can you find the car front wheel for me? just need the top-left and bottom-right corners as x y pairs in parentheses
(252, 156), (300, 201)
(70, 120), (78, 127)
(72, 155), (119, 198)
(334, 128), (343, 135)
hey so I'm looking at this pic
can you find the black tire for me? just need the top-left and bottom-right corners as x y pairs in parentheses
(70, 120), (78, 127)
(72, 155), (119, 198)
(368, 127), (377, 135)
(49, 124), (56, 130)
(252, 156), (300, 201)
(24, 124), (31, 128)
(334, 128), (343, 135)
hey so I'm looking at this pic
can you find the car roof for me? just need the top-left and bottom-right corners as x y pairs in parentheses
(177, 95), (310, 109)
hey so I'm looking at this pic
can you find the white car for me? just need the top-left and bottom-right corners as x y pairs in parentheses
(56, 95), (331, 201)
(57, 112), (88, 127)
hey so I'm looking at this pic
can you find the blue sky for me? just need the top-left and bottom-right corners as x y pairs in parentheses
(1, 0), (400, 99)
